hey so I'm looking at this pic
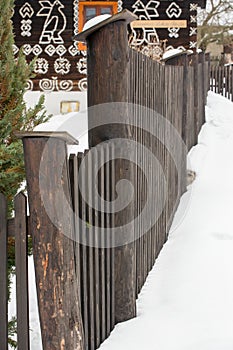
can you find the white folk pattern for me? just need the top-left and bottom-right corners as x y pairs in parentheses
(39, 77), (73, 91)
(54, 57), (71, 74)
(77, 57), (87, 75)
(189, 27), (197, 36)
(190, 3), (198, 11)
(19, 2), (34, 18)
(78, 77), (87, 91)
(37, 0), (67, 44)
(20, 19), (32, 37)
(34, 58), (49, 74)
(168, 27), (180, 38)
(166, 2), (182, 19)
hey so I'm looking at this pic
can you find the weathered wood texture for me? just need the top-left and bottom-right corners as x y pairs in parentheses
(87, 18), (136, 324)
(22, 135), (84, 350)
(14, 192), (30, 350)
(210, 65), (233, 102)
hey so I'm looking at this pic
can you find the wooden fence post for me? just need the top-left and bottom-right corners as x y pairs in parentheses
(75, 10), (137, 323)
(18, 132), (84, 350)
(0, 193), (8, 350)
(14, 192), (30, 350)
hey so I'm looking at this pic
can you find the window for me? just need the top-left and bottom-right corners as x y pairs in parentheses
(78, 1), (118, 49)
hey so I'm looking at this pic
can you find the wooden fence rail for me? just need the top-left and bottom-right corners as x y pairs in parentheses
(210, 65), (233, 101)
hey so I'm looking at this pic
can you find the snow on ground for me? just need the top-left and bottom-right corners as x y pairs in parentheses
(98, 91), (233, 350)
(9, 91), (233, 349)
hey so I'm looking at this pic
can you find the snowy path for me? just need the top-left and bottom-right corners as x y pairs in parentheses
(98, 92), (233, 350)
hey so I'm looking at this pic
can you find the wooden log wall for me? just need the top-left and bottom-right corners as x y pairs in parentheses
(210, 65), (233, 102)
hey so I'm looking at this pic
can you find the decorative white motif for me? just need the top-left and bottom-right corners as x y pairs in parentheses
(141, 44), (163, 59)
(189, 41), (197, 49)
(19, 2), (34, 18)
(168, 27), (180, 38)
(68, 44), (79, 56)
(132, 0), (160, 20)
(23, 44), (32, 55)
(190, 15), (197, 23)
(78, 78), (87, 91)
(13, 45), (19, 55)
(190, 3), (198, 11)
(21, 19), (32, 37)
(54, 57), (71, 74)
(189, 27), (197, 36)
(39, 77), (73, 91)
(32, 44), (43, 55)
(45, 44), (56, 56)
(77, 57), (87, 75)
(34, 58), (49, 74)
(56, 44), (67, 56)
(131, 27), (159, 46)
(73, 0), (79, 37)
(37, 0), (67, 44)
(59, 80), (73, 91)
(166, 2), (182, 19)
(26, 80), (34, 91)
(118, 0), (123, 12)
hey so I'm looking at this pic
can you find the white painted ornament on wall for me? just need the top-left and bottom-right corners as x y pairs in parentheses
(189, 27), (197, 36)
(39, 77), (73, 91)
(34, 58), (49, 74)
(54, 57), (71, 74)
(132, 0), (160, 20)
(166, 2), (182, 19)
(168, 27), (180, 38)
(19, 2), (34, 18)
(37, 0), (67, 44)
(21, 19), (32, 36)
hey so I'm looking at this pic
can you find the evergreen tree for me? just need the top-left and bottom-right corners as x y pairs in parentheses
(0, 0), (48, 213)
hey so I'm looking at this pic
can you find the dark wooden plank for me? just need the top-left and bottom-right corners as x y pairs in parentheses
(0, 193), (8, 350)
(92, 147), (101, 348)
(110, 144), (115, 330)
(99, 146), (106, 342)
(104, 144), (111, 337)
(14, 192), (30, 350)
(87, 149), (95, 350)
(78, 152), (89, 350)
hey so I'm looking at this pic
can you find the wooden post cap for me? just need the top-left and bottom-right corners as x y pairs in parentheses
(73, 9), (137, 43)
(15, 131), (79, 145)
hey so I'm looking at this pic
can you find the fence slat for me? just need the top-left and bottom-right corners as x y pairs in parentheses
(0, 193), (8, 350)
(14, 192), (30, 350)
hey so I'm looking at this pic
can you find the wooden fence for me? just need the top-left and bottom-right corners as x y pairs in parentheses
(0, 10), (210, 350)
(0, 192), (30, 350)
(210, 65), (233, 101)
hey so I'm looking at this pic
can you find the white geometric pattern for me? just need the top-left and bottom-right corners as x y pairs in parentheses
(45, 44), (56, 56)
(56, 44), (67, 56)
(13, 45), (19, 55)
(32, 44), (43, 56)
(78, 78), (87, 91)
(39, 77), (73, 91)
(166, 2), (182, 19)
(54, 57), (71, 75)
(19, 2), (34, 18)
(189, 27), (197, 36)
(189, 41), (197, 49)
(68, 44), (80, 56)
(190, 15), (197, 23)
(168, 27), (180, 38)
(132, 0), (160, 20)
(21, 19), (32, 37)
(23, 44), (32, 55)
(34, 58), (49, 74)
(77, 57), (87, 74)
(190, 3), (198, 11)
